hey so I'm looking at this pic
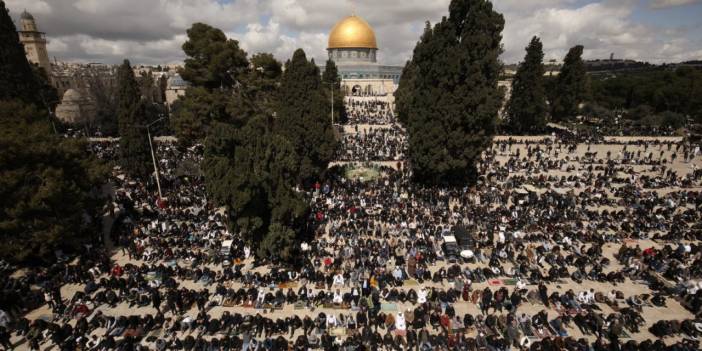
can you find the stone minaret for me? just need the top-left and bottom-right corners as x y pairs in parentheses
(18, 10), (51, 76)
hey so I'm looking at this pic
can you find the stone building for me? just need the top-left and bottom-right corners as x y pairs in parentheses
(17, 10), (51, 77)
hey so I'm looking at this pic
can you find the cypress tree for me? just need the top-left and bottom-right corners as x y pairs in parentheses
(322, 59), (346, 124)
(276, 49), (337, 184)
(551, 45), (590, 122)
(395, 57), (418, 126)
(506, 36), (548, 134)
(117, 60), (151, 180)
(204, 116), (306, 263)
(0, 101), (106, 263)
(0, 1), (41, 106)
(401, 0), (504, 185)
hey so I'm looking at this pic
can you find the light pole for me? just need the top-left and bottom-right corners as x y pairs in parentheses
(145, 117), (165, 201)
(328, 82), (335, 125)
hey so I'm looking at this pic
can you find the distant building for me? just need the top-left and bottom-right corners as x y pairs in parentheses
(165, 73), (189, 106)
(585, 58), (650, 73)
(17, 10), (51, 77)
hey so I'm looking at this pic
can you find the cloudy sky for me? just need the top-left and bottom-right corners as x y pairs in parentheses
(7, 0), (702, 66)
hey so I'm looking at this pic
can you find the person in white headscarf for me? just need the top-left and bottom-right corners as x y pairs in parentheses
(395, 312), (406, 331)
(333, 289), (343, 304)
(417, 288), (427, 304)
(326, 313), (337, 329)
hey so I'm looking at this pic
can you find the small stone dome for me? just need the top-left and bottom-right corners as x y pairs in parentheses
(20, 10), (34, 21)
(167, 74), (188, 89)
(55, 89), (96, 125)
(62, 89), (82, 102)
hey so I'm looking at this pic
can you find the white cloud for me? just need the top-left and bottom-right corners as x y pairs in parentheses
(5, 0), (51, 15)
(7, 0), (702, 65)
(650, 0), (701, 9)
(498, 1), (700, 64)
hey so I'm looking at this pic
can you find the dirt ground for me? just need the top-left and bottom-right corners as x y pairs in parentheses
(13, 138), (702, 350)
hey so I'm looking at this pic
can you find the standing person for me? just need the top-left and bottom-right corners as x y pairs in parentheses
(151, 288), (162, 313)
(0, 326), (11, 350)
(538, 282), (549, 308)
(44, 289), (54, 310)
(510, 289), (522, 313)
(481, 287), (492, 316)
(493, 288), (505, 313)
(504, 320), (521, 350)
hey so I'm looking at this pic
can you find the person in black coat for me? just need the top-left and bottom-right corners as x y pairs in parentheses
(539, 282), (550, 307)
(151, 288), (162, 313)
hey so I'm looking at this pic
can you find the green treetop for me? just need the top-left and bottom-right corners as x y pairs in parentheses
(180, 23), (249, 90)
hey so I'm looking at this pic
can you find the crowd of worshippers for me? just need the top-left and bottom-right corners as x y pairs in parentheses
(336, 126), (407, 161)
(344, 98), (395, 125)
(1, 133), (702, 351)
(348, 90), (388, 98)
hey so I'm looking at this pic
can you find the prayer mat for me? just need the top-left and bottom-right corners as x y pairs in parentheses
(222, 299), (237, 307)
(488, 279), (502, 286)
(549, 321), (569, 337)
(277, 282), (298, 289)
(502, 279), (518, 286)
(519, 323), (536, 338)
(37, 314), (53, 322)
(381, 303), (398, 312)
(145, 272), (162, 282)
(477, 326), (497, 337)
(147, 328), (163, 338)
(331, 327), (346, 337)
(533, 327), (553, 339)
(394, 330), (407, 337)
(294, 302), (305, 310)
(404, 279), (419, 287)
(526, 336), (541, 347)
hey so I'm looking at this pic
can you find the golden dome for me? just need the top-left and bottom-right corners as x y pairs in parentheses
(328, 15), (378, 49)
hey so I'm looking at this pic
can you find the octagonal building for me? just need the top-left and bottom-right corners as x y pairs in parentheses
(324, 15), (403, 97)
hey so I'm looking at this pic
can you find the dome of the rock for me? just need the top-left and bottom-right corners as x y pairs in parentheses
(328, 15), (378, 49)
